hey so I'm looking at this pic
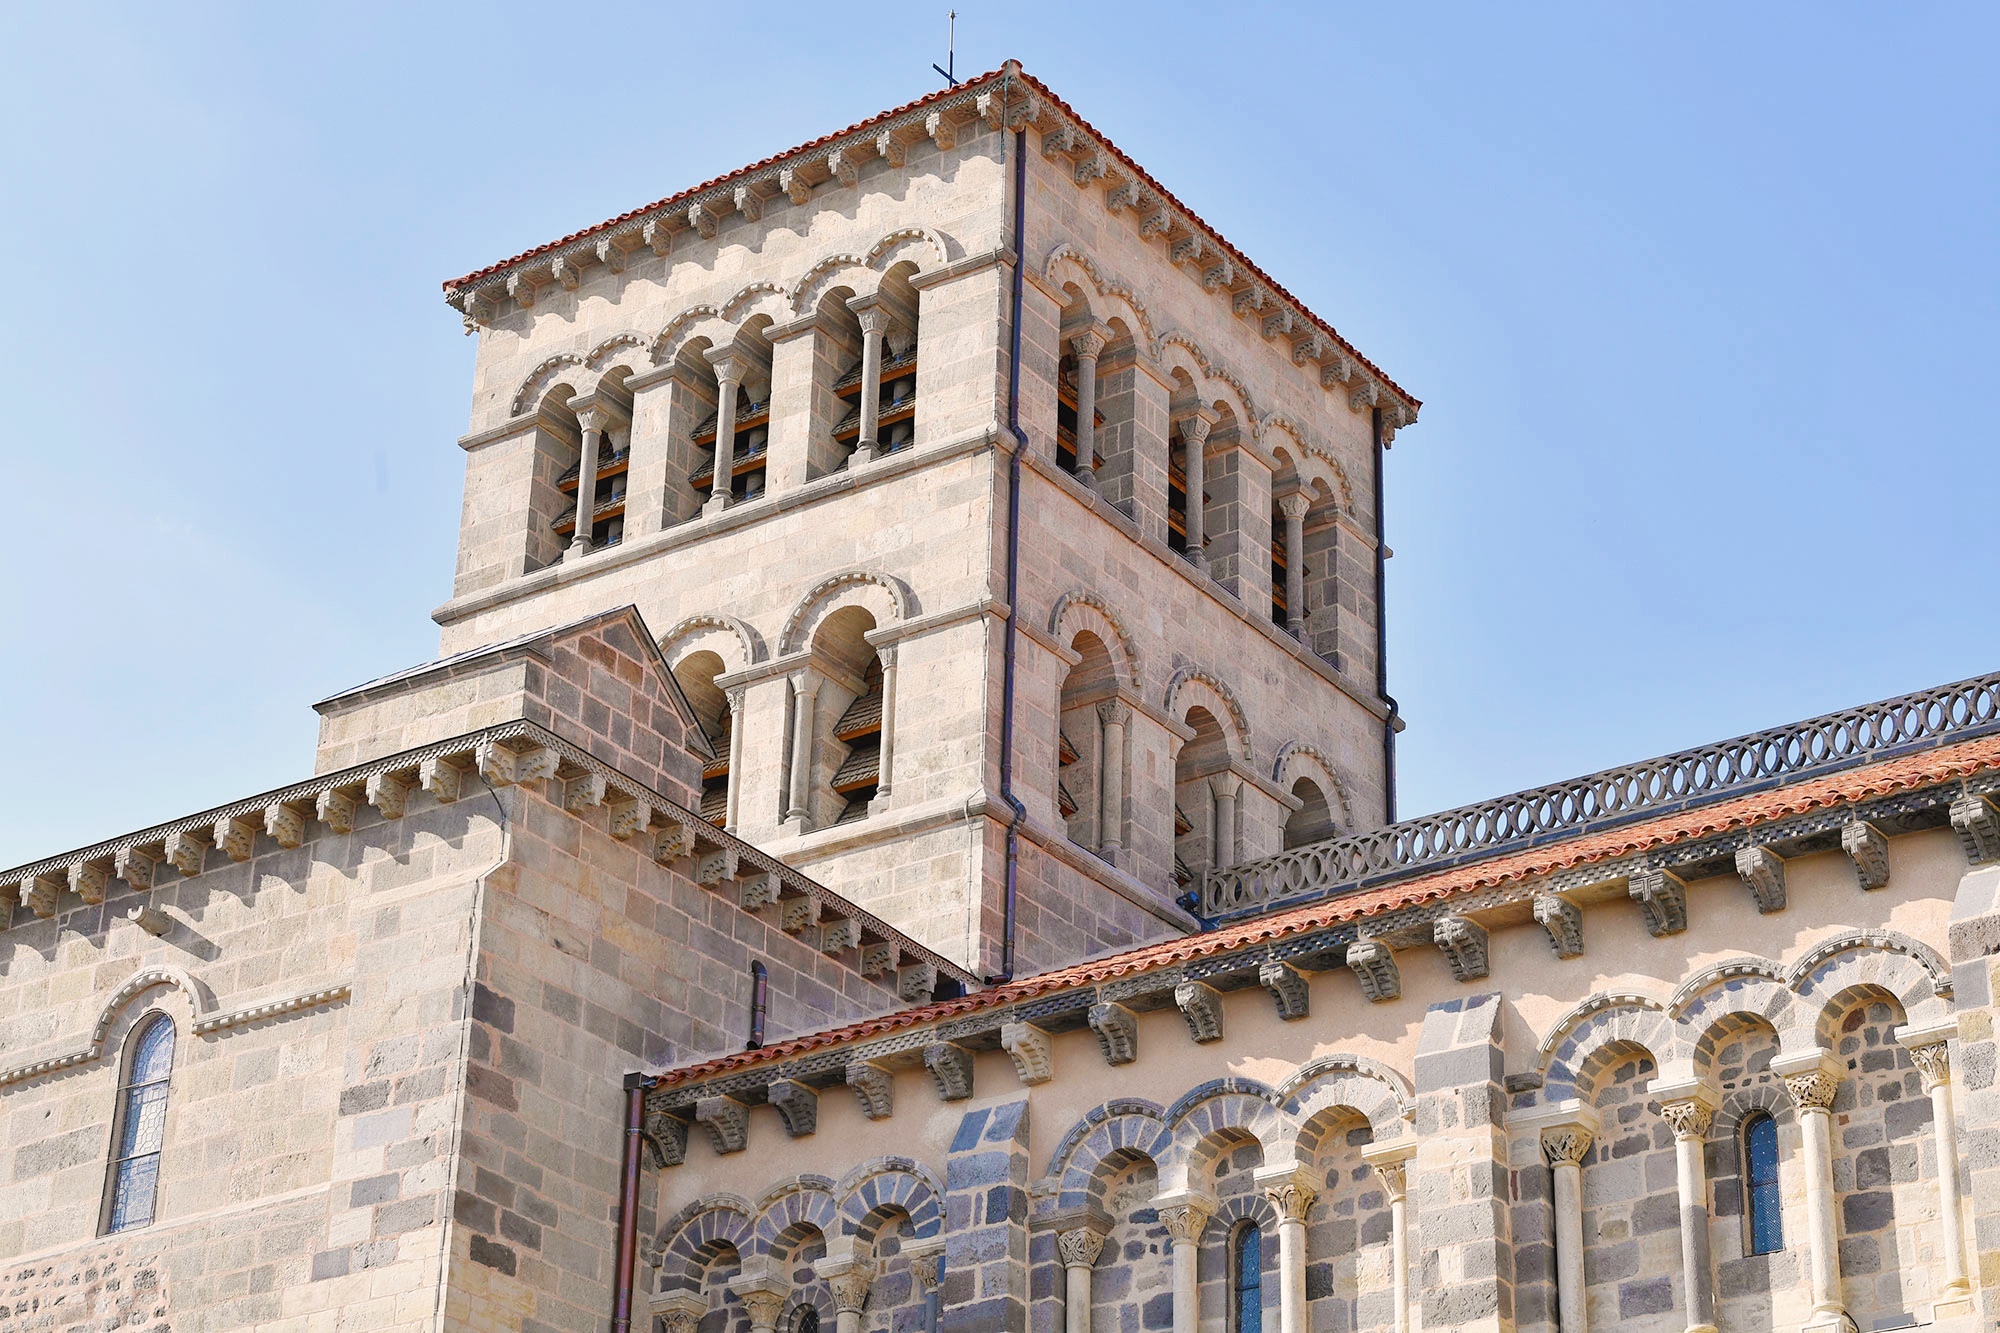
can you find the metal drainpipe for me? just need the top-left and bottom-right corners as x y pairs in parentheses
(990, 66), (1029, 985)
(610, 1073), (647, 1333)
(1371, 405), (1398, 822)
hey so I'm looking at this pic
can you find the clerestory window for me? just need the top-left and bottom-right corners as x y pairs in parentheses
(103, 1013), (175, 1234)
(1744, 1111), (1782, 1255)
(1230, 1220), (1263, 1333)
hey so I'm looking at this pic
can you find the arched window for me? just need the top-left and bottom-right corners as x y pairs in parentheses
(104, 1013), (175, 1233)
(1743, 1111), (1781, 1255)
(1230, 1220), (1263, 1333)
(786, 1305), (819, 1333)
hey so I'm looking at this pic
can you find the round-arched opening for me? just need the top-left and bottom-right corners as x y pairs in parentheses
(673, 650), (731, 827)
(1284, 777), (1336, 849)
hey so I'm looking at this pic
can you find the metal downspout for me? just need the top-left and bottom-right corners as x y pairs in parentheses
(1371, 406), (1398, 822)
(991, 66), (1029, 984)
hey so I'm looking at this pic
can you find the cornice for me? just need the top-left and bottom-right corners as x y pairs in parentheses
(439, 63), (1417, 424)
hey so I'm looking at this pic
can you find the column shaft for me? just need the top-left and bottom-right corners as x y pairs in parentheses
(855, 308), (886, 462)
(707, 376), (740, 514)
(1064, 1265), (1092, 1333)
(1909, 1041), (1972, 1301)
(876, 648), (897, 799)
(1542, 1126), (1593, 1333)
(1662, 1099), (1718, 1333)
(1782, 1066), (1848, 1326)
(1182, 419), (1208, 570)
(1210, 776), (1239, 869)
(1283, 506), (1306, 633)
(1276, 1214), (1308, 1333)
(1097, 701), (1129, 862)
(1159, 1204), (1209, 1333)
(1074, 347), (1100, 483)
(787, 677), (818, 825)
(724, 689), (746, 833)
(568, 416), (604, 559)
(1388, 1190), (1410, 1333)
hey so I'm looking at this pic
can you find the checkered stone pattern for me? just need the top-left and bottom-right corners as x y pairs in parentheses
(1577, 1055), (1684, 1333)
(1304, 1117), (1396, 1333)
(1089, 1158), (1173, 1333)
(941, 1096), (1031, 1333)
(1829, 999), (1943, 1330)
(1704, 1021), (1811, 1333)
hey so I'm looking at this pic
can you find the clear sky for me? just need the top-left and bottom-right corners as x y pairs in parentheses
(2, 3), (1995, 866)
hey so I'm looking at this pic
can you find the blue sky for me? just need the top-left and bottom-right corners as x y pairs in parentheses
(2, 3), (1994, 865)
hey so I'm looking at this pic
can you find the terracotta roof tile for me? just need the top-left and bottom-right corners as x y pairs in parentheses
(648, 732), (2000, 1090)
(442, 62), (1417, 411)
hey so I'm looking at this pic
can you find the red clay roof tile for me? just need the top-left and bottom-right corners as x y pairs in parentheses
(648, 732), (2000, 1090)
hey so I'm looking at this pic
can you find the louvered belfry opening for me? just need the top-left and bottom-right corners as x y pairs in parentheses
(806, 605), (885, 828)
(672, 650), (733, 828)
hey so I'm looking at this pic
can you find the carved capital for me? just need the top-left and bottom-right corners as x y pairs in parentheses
(733, 1284), (788, 1333)
(1157, 1201), (1212, 1243)
(1096, 698), (1133, 728)
(826, 1265), (873, 1315)
(1277, 490), (1311, 522)
(1540, 1125), (1592, 1167)
(1178, 414), (1211, 447)
(1659, 1097), (1715, 1142)
(1783, 1069), (1840, 1111)
(1069, 327), (1108, 361)
(1057, 1227), (1106, 1269)
(1905, 1040), (1951, 1091)
(1261, 1173), (1317, 1222)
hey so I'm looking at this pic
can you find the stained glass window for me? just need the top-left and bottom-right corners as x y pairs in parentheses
(1744, 1112), (1782, 1255)
(1232, 1221), (1263, 1333)
(105, 1014), (174, 1234)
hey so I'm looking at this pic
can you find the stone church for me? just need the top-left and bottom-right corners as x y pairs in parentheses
(4, 60), (1998, 1333)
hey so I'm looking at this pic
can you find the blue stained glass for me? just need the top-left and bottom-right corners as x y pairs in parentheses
(105, 1015), (175, 1234)
(1745, 1113), (1782, 1255)
(1233, 1222), (1263, 1333)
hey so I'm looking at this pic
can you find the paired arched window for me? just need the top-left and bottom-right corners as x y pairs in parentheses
(1743, 1111), (1782, 1255)
(785, 1305), (820, 1333)
(1230, 1220), (1263, 1333)
(103, 1013), (174, 1234)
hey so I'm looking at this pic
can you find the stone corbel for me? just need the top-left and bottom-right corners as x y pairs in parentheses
(1349, 379), (1381, 412)
(68, 860), (109, 905)
(314, 787), (356, 834)
(1259, 958), (1311, 1020)
(923, 1042), (974, 1101)
(694, 1094), (749, 1154)
(475, 738), (556, 787)
(858, 939), (897, 977)
(781, 893), (820, 935)
(127, 903), (171, 936)
(1140, 209), (1172, 238)
(733, 184), (764, 223)
(651, 821), (694, 865)
(1628, 866), (1688, 936)
(1321, 352), (1356, 388)
(827, 147), (861, 188)
(686, 201), (719, 240)
(767, 1079), (818, 1137)
(1041, 122), (1078, 160)
(1841, 819), (1889, 889)
(846, 1059), (894, 1119)
(211, 814), (258, 862)
(645, 1109), (690, 1167)
(874, 127), (911, 167)
(114, 846), (156, 893)
(820, 916), (862, 956)
(19, 874), (60, 918)
(594, 236), (629, 273)
(1073, 150), (1106, 185)
(163, 830), (208, 878)
(641, 217), (675, 257)
(1291, 333), (1328, 365)
(778, 165), (813, 205)
(1533, 893), (1583, 958)
(1171, 233), (1206, 267)
(1173, 981), (1224, 1043)
(506, 270), (536, 308)
(1106, 180), (1146, 214)
(1951, 793), (2000, 863)
(1262, 308), (1295, 340)
(1232, 287), (1265, 316)
(264, 801), (308, 847)
(608, 798), (651, 841)
(1433, 914), (1489, 982)
(364, 772), (411, 821)
(1000, 1021), (1054, 1084)
(697, 846), (741, 886)
(564, 772), (608, 811)
(551, 256), (582, 291)
(1345, 938), (1401, 1003)
(1087, 1001), (1139, 1065)
(897, 962), (937, 1002)
(1202, 259), (1235, 292)
(1734, 845), (1786, 913)
(925, 111), (958, 151)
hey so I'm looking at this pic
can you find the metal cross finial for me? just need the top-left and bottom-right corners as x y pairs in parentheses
(933, 11), (958, 87)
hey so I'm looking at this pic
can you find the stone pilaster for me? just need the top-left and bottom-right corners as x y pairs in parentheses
(941, 1094), (1030, 1333)
(1410, 993), (1514, 1333)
